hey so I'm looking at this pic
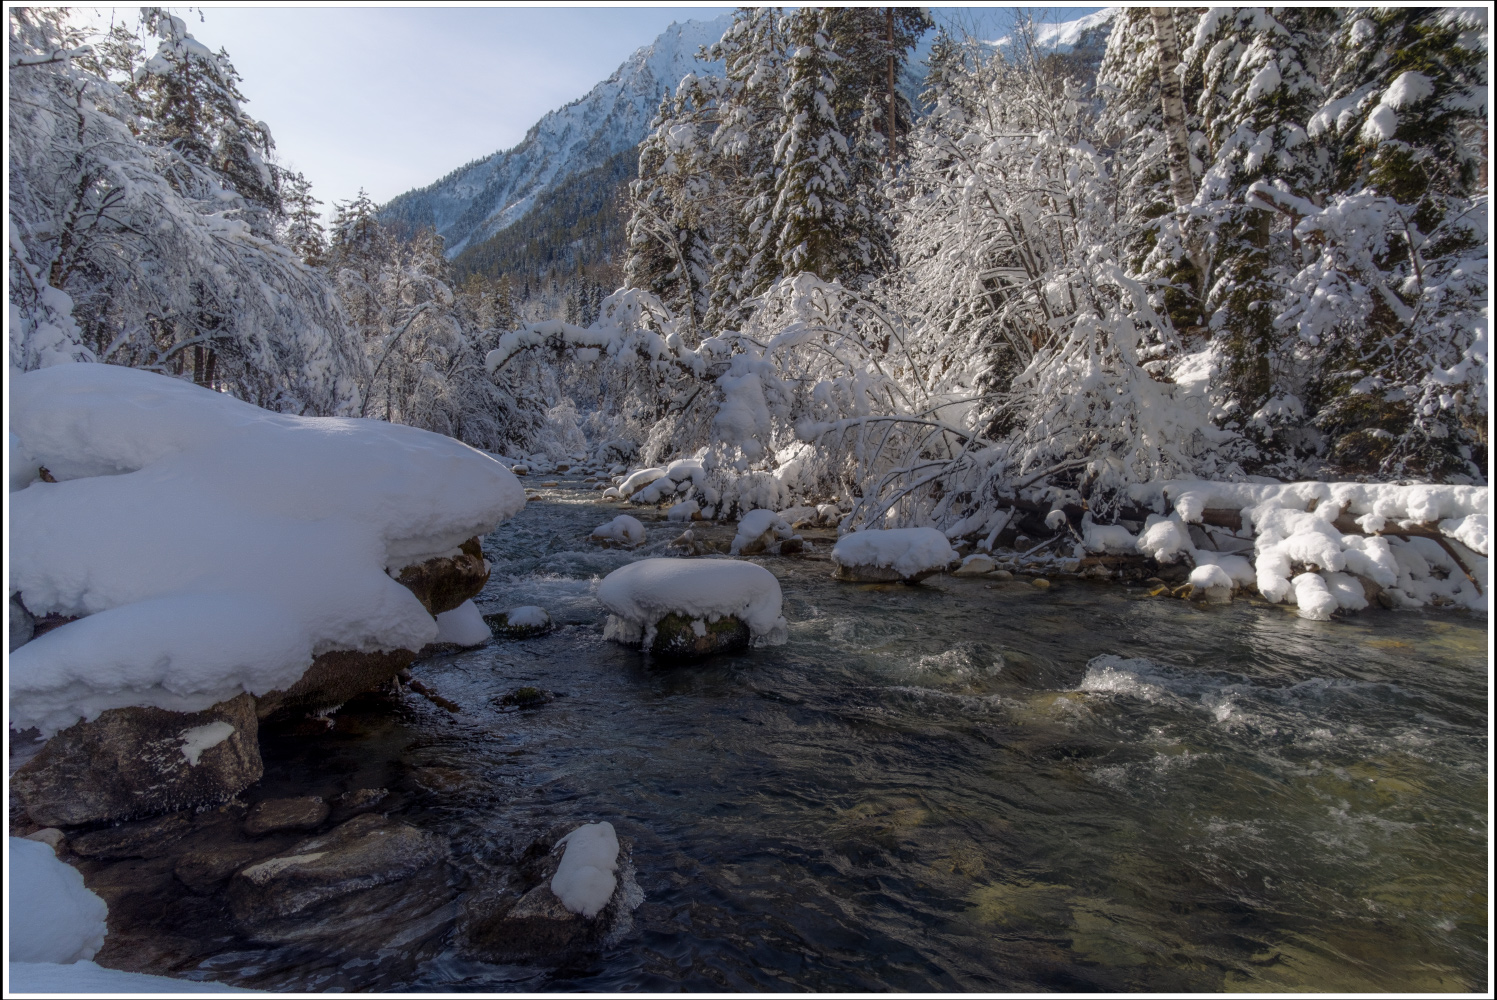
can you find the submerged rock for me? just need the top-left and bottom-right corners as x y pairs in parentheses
(175, 842), (282, 896)
(13, 693), (261, 828)
(498, 686), (555, 709)
(395, 537), (491, 615)
(227, 813), (450, 943)
(484, 606), (553, 639)
(329, 787), (389, 820)
(244, 797), (330, 836)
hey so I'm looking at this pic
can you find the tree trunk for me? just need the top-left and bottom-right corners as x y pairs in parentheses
(886, 8), (897, 163)
(1151, 7), (1195, 214)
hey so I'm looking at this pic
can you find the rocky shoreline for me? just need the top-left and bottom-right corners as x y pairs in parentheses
(8, 535), (642, 989)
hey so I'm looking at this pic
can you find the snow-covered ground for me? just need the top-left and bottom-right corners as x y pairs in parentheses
(9, 364), (525, 733)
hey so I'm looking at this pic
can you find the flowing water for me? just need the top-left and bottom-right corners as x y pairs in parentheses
(231, 478), (1487, 991)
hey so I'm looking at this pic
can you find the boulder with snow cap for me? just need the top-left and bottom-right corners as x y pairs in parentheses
(13, 693), (261, 828)
(1187, 564), (1234, 603)
(952, 553), (998, 577)
(484, 605), (554, 638)
(831, 527), (958, 583)
(458, 822), (640, 963)
(667, 499), (702, 521)
(597, 558), (788, 658)
(617, 467), (667, 497)
(590, 514), (647, 548)
(731, 509), (794, 555)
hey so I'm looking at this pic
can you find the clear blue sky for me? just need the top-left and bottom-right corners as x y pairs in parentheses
(75, 5), (1102, 212)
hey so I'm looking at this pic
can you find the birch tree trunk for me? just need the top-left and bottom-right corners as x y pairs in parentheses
(1150, 7), (1194, 213)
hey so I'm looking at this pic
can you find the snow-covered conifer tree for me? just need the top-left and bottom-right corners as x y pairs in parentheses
(767, 11), (866, 284)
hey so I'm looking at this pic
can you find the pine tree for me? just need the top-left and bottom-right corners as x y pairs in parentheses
(135, 9), (280, 221)
(280, 171), (326, 265)
(767, 10), (865, 283)
(1184, 8), (1336, 467)
(706, 7), (791, 324)
(1287, 8), (1489, 478)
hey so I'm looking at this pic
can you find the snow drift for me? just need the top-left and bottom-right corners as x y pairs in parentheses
(9, 364), (525, 733)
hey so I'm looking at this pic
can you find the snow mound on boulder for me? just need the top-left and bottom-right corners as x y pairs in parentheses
(831, 528), (957, 578)
(731, 508), (793, 554)
(551, 822), (619, 919)
(506, 606), (550, 629)
(596, 558), (787, 648)
(591, 514), (647, 547)
(9, 364), (525, 734)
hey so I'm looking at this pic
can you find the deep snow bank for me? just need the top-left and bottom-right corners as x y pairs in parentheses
(9, 364), (525, 733)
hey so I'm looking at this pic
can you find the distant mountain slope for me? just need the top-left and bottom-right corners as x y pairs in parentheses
(992, 7), (1114, 52)
(380, 14), (731, 258)
(450, 148), (632, 296)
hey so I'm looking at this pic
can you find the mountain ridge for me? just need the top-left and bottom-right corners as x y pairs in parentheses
(380, 14), (731, 257)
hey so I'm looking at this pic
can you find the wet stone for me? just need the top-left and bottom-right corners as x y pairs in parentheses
(498, 686), (555, 709)
(834, 562), (940, 584)
(227, 813), (449, 943)
(175, 843), (282, 895)
(459, 836), (639, 963)
(651, 613), (750, 659)
(244, 796), (330, 836)
(395, 537), (491, 615)
(69, 812), (193, 859)
(484, 606), (553, 639)
(12, 693), (261, 827)
(330, 787), (389, 818)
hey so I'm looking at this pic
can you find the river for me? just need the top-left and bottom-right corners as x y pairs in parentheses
(231, 475), (1487, 991)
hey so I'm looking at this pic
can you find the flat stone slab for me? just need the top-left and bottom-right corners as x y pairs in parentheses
(243, 797), (329, 836)
(70, 812), (192, 859)
(227, 813), (449, 938)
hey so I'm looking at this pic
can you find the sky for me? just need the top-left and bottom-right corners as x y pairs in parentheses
(69, 5), (1103, 213)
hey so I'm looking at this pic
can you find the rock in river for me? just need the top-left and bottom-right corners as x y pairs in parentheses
(227, 813), (450, 944)
(12, 693), (261, 828)
(459, 826), (641, 963)
(244, 797), (330, 836)
(394, 537), (491, 615)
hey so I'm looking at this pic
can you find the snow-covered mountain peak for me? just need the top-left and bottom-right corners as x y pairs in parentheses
(381, 13), (732, 258)
(993, 7), (1116, 52)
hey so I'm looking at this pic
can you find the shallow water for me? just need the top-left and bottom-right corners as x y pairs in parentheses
(235, 479), (1488, 991)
